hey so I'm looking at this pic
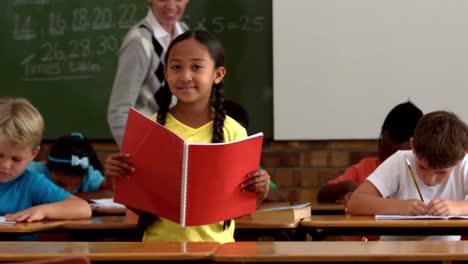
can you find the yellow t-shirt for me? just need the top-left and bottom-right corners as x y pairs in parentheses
(143, 112), (247, 243)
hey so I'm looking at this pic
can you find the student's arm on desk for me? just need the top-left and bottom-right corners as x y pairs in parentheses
(346, 180), (426, 216)
(317, 181), (359, 203)
(5, 196), (91, 222)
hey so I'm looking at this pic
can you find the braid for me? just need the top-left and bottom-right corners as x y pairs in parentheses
(211, 81), (230, 229)
(155, 84), (172, 125)
(211, 82), (226, 143)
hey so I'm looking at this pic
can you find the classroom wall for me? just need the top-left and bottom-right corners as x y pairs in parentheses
(37, 140), (378, 203)
(260, 139), (378, 203)
(273, 0), (468, 140)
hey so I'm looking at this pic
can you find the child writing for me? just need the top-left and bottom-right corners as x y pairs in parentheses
(27, 133), (113, 200)
(0, 97), (91, 224)
(347, 110), (468, 241)
(105, 30), (270, 243)
(317, 101), (423, 203)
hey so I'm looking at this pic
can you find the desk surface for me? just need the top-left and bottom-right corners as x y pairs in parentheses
(235, 214), (300, 229)
(91, 205), (126, 215)
(0, 220), (66, 233)
(62, 216), (298, 241)
(301, 215), (468, 227)
(0, 242), (220, 261)
(310, 201), (345, 212)
(213, 241), (468, 262)
(63, 216), (137, 230)
(62, 215), (299, 230)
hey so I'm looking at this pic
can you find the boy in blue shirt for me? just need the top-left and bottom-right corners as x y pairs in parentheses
(0, 98), (91, 223)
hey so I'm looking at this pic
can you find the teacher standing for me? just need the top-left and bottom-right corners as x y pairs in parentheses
(108, 0), (189, 146)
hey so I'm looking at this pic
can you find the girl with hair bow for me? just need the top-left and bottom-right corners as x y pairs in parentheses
(27, 133), (113, 200)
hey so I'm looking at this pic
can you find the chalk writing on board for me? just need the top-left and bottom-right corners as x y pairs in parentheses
(12, 4), (140, 81)
(14, 0), (50, 5)
(184, 15), (265, 33)
(11, 3), (266, 81)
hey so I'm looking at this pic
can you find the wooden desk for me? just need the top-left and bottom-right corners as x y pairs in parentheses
(62, 216), (140, 241)
(301, 215), (468, 240)
(309, 201), (345, 215)
(0, 241), (219, 262)
(0, 221), (66, 233)
(62, 216), (302, 241)
(212, 241), (468, 262)
(91, 205), (126, 216)
(259, 201), (346, 215)
(63, 216), (137, 230)
(234, 215), (301, 241)
(0, 220), (67, 240)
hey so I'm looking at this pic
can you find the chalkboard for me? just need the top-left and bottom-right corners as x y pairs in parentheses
(1, 0), (272, 140)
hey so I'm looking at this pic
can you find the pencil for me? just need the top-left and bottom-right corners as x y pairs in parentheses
(406, 158), (424, 203)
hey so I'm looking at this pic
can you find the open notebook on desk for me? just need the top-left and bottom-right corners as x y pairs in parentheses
(376, 215), (468, 220)
(0, 216), (15, 224)
(90, 198), (125, 209)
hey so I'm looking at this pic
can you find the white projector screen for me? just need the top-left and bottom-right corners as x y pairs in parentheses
(273, 0), (468, 140)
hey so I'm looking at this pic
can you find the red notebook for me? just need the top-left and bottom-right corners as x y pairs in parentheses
(114, 108), (262, 227)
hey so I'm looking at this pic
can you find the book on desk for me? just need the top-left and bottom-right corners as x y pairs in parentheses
(114, 108), (263, 227)
(251, 202), (311, 220)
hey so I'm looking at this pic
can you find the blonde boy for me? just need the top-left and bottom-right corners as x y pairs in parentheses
(348, 111), (468, 241)
(0, 98), (91, 223)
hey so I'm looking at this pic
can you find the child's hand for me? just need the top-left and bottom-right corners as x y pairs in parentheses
(241, 169), (270, 202)
(5, 205), (46, 223)
(344, 192), (354, 207)
(426, 198), (460, 216)
(403, 199), (427, 215)
(104, 152), (134, 179)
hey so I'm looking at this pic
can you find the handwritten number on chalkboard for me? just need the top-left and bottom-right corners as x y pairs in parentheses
(240, 16), (250, 31)
(80, 39), (91, 57)
(40, 42), (65, 62)
(252, 17), (264, 32)
(118, 4), (137, 28)
(211, 17), (224, 33)
(92, 8), (112, 30)
(69, 40), (80, 59)
(48, 12), (66, 36)
(71, 8), (90, 32)
(13, 14), (36, 40)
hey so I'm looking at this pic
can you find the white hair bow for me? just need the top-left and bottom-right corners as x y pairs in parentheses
(71, 155), (89, 169)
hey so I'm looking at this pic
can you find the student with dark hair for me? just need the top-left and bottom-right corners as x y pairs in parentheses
(223, 100), (249, 129)
(317, 101), (423, 203)
(28, 133), (113, 200)
(105, 30), (270, 242)
(348, 110), (468, 241)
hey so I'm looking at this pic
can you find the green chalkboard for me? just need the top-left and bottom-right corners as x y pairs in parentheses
(1, 0), (272, 140)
